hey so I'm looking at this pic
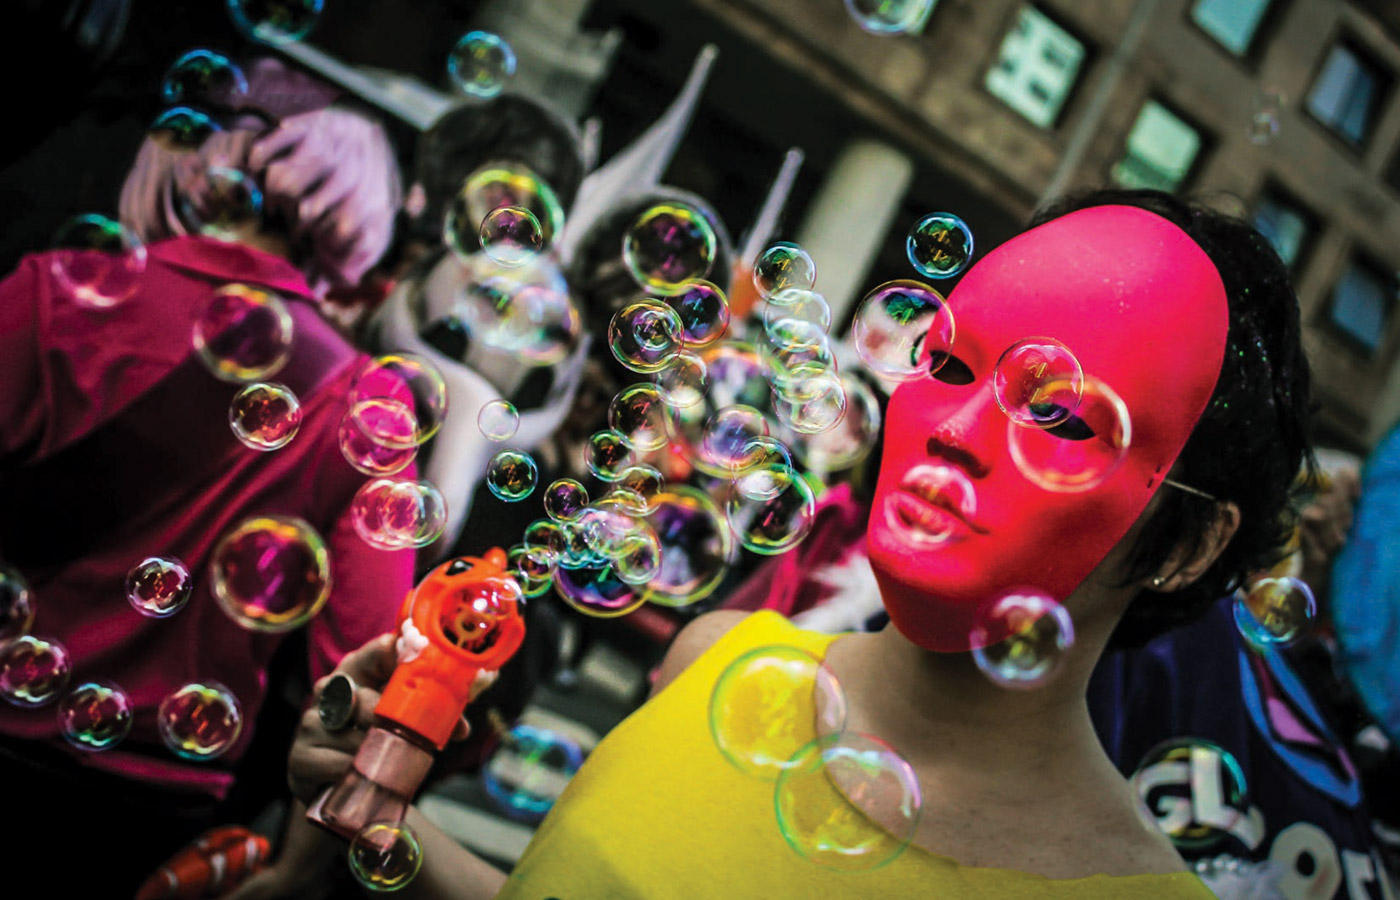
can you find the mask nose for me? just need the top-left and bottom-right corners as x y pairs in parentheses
(896, 378), (1002, 479)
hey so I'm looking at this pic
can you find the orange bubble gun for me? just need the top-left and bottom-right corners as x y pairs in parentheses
(308, 549), (525, 839)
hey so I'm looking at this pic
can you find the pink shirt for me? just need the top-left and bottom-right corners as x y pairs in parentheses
(0, 237), (413, 798)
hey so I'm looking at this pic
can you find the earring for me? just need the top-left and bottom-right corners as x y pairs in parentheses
(1151, 575), (1167, 588)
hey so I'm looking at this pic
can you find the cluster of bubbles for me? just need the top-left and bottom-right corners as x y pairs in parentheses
(843, 0), (938, 35)
(352, 479), (449, 551)
(1232, 576), (1316, 648)
(1131, 738), (1250, 851)
(349, 820), (424, 893)
(482, 723), (586, 822)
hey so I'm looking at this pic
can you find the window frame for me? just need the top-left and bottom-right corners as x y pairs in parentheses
(1250, 181), (1320, 275)
(1109, 96), (1213, 195)
(1185, 0), (1283, 66)
(979, 3), (1094, 132)
(1321, 251), (1397, 360)
(1302, 32), (1393, 154)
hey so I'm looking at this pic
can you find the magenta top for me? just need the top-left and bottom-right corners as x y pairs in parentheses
(0, 236), (414, 798)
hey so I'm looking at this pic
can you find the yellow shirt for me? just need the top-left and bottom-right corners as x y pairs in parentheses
(497, 610), (1215, 899)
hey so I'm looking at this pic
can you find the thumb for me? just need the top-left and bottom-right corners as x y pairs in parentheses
(335, 633), (399, 691)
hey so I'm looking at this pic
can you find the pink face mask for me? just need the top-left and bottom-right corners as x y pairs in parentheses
(866, 206), (1229, 653)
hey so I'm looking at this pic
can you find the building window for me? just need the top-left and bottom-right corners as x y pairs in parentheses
(1111, 100), (1204, 193)
(1253, 189), (1316, 271)
(1328, 258), (1395, 355)
(1190, 0), (1272, 56)
(985, 6), (1086, 129)
(1307, 41), (1389, 148)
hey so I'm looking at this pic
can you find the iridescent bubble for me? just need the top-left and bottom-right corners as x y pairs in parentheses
(702, 405), (771, 472)
(211, 515), (331, 632)
(609, 300), (684, 374)
(149, 107), (221, 151)
(725, 466), (816, 555)
(338, 412), (417, 477)
(349, 821), (423, 893)
(709, 645), (847, 781)
(585, 430), (636, 482)
(753, 242), (817, 298)
(49, 214), (147, 309)
(542, 480), (589, 524)
(883, 463), (977, 548)
(351, 479), (449, 551)
(226, 0), (324, 45)
(792, 374), (882, 475)
(447, 31), (517, 99)
(578, 497), (652, 560)
(558, 521), (605, 570)
(478, 399), (520, 443)
(993, 338), (1084, 429)
(642, 488), (734, 608)
(57, 681), (133, 752)
(969, 591), (1075, 690)
(622, 203), (717, 296)
(1248, 89), (1284, 146)
(844, 0), (936, 34)
(613, 465), (664, 514)
(1008, 376), (1131, 492)
(665, 280), (730, 346)
(0, 564), (35, 643)
(479, 206), (542, 268)
(0, 635), (71, 708)
(732, 437), (795, 502)
(508, 545), (555, 599)
(158, 681), (243, 760)
(852, 280), (954, 382)
(487, 450), (539, 502)
(456, 277), (581, 366)
(609, 384), (673, 452)
(1131, 738), (1249, 851)
(446, 164), (565, 255)
(192, 283), (294, 383)
(761, 321), (837, 389)
(906, 212), (973, 279)
(161, 50), (248, 106)
(348, 354), (449, 450)
(523, 519), (567, 557)
(125, 556), (193, 618)
(229, 382), (302, 451)
(775, 733), (923, 871)
(554, 562), (645, 618)
(773, 367), (847, 435)
(613, 529), (662, 586)
(763, 289), (831, 338)
(1233, 577), (1316, 648)
(654, 351), (708, 408)
(176, 166), (263, 241)
(483, 724), (584, 823)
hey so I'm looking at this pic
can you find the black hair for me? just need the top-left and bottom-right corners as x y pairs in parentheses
(1029, 188), (1314, 649)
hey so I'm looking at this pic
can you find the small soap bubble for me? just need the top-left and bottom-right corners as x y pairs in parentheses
(773, 367), (848, 435)
(993, 339), (1084, 429)
(229, 382), (302, 450)
(969, 591), (1075, 690)
(709, 645), (847, 781)
(844, 0), (936, 34)
(0, 564), (36, 643)
(348, 354), (449, 450)
(553, 563), (645, 618)
(585, 429), (637, 482)
(487, 450), (539, 502)
(609, 384), (672, 452)
(622, 203), (717, 295)
(508, 545), (555, 599)
(338, 412), (417, 476)
(1233, 577), (1316, 648)
(351, 479), (448, 551)
(852, 280), (954, 382)
(732, 437), (795, 501)
(577, 497), (652, 560)
(753, 242), (816, 297)
(523, 519), (567, 558)
(609, 300), (684, 373)
(558, 520), (605, 570)
(447, 31), (517, 99)
(775, 733), (923, 871)
(349, 821), (423, 893)
(226, 0), (323, 45)
(158, 681), (243, 760)
(161, 50), (248, 106)
(725, 465), (816, 555)
(655, 351), (708, 408)
(792, 374), (882, 476)
(478, 400), (520, 443)
(212, 515), (331, 632)
(57, 681), (134, 752)
(455, 276), (581, 367)
(176, 166), (263, 241)
(762, 321), (837, 389)
(1248, 89), (1284, 146)
(613, 465), (664, 514)
(193, 284), (294, 383)
(907, 213), (973, 279)
(643, 488), (734, 608)
(479, 206), (542, 268)
(483, 724), (584, 822)
(446, 164), (565, 256)
(763, 288), (831, 337)
(1009, 376), (1131, 492)
(613, 529), (662, 585)
(703, 405), (771, 472)
(149, 107), (221, 150)
(50, 214), (147, 309)
(1131, 738), (1249, 851)
(665, 280), (730, 346)
(0, 635), (71, 708)
(125, 556), (194, 618)
(543, 480), (589, 523)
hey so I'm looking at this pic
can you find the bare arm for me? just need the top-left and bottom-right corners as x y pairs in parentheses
(649, 610), (751, 699)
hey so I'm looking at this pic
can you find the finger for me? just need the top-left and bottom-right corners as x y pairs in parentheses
(352, 685), (381, 730)
(288, 744), (358, 804)
(468, 669), (500, 703)
(336, 633), (399, 687)
(451, 715), (472, 743)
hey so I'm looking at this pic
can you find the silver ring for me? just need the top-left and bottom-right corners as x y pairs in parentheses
(317, 673), (358, 733)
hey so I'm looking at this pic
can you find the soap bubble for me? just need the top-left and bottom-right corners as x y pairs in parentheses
(969, 590), (1075, 690)
(149, 107), (221, 150)
(1248, 89), (1284, 146)
(655, 351), (708, 408)
(158, 681), (243, 760)
(732, 437), (795, 501)
(844, 0), (936, 34)
(338, 413), (417, 476)
(0, 635), (71, 707)
(702, 405), (771, 472)
(454, 276), (581, 366)
(446, 165), (565, 257)
(351, 479), (448, 551)
(229, 382), (302, 450)
(554, 563), (645, 618)
(558, 521), (605, 570)
(642, 488), (734, 608)
(993, 338), (1084, 429)
(792, 374), (882, 475)
(1008, 376), (1131, 492)
(57, 681), (134, 751)
(523, 520), (567, 558)
(478, 400), (520, 442)
(763, 288), (831, 337)
(211, 515), (331, 632)
(613, 529), (662, 586)
(753, 242), (817, 297)
(483, 724), (584, 822)
(192, 284), (294, 383)
(447, 30), (517, 99)
(665, 280), (730, 346)
(0, 564), (36, 643)
(508, 545), (555, 599)
(709, 645), (847, 781)
(487, 450), (539, 502)
(585, 430), (636, 482)
(726, 466), (816, 555)
(906, 212), (973, 279)
(609, 384), (672, 452)
(761, 322), (837, 390)
(176, 166), (263, 241)
(1233, 577), (1316, 648)
(349, 821), (423, 893)
(541, 480), (588, 523)
(773, 367), (847, 435)
(226, 0), (323, 45)
(577, 497), (653, 560)
(49, 214), (147, 309)
(851, 280), (954, 382)
(125, 556), (194, 618)
(609, 300), (684, 373)
(775, 733), (923, 871)
(479, 206), (542, 268)
(613, 465), (664, 514)
(161, 49), (248, 106)
(622, 203), (717, 295)
(1131, 738), (1249, 851)
(348, 354), (449, 450)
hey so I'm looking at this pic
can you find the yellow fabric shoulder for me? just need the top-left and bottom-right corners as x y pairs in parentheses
(496, 610), (1214, 899)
